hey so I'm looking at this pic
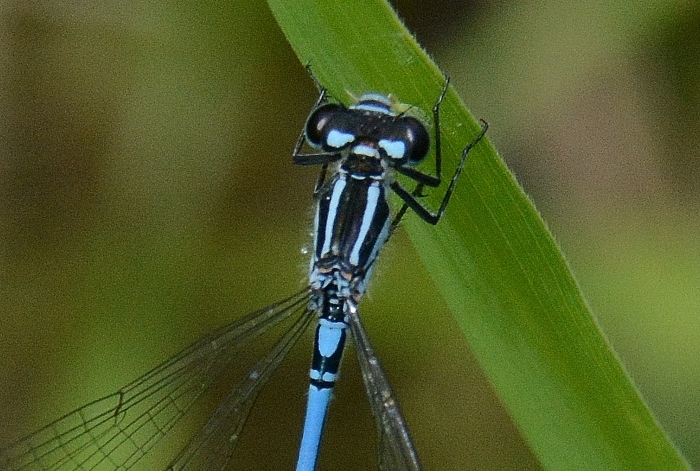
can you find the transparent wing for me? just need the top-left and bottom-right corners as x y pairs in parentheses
(0, 289), (311, 471)
(166, 306), (314, 471)
(347, 309), (423, 471)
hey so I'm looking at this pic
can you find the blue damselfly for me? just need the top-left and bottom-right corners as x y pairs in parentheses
(0, 72), (487, 471)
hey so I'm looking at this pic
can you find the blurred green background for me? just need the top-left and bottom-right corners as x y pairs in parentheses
(1, 1), (698, 469)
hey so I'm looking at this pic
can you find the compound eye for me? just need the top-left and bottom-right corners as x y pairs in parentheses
(305, 103), (352, 150)
(395, 117), (430, 166)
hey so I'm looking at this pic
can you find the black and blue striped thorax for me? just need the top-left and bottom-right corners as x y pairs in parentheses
(303, 94), (431, 321)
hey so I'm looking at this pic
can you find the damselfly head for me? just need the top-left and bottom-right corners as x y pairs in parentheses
(304, 94), (430, 167)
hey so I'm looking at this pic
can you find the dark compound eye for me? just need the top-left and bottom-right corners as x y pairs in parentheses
(305, 103), (352, 149)
(378, 117), (430, 165)
(401, 117), (430, 165)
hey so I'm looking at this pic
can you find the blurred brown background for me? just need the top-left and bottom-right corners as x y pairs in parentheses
(1, 1), (698, 469)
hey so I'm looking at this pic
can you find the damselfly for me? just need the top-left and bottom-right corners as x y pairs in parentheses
(0, 72), (487, 471)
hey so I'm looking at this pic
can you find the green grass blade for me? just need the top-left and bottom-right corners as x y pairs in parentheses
(266, 0), (688, 469)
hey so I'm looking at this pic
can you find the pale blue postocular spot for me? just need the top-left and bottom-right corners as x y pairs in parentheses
(326, 129), (355, 149)
(378, 139), (406, 159)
